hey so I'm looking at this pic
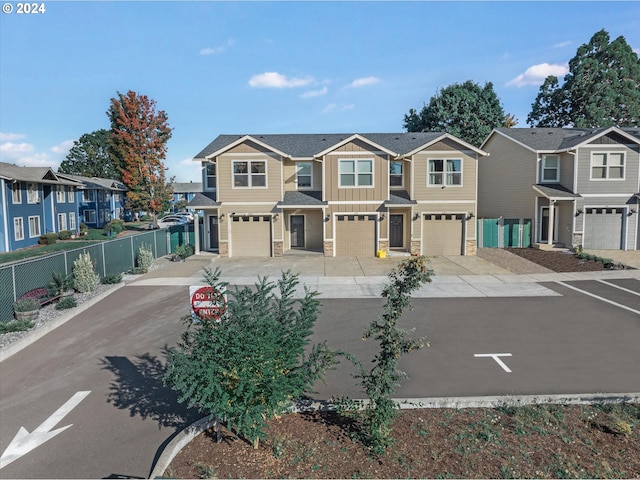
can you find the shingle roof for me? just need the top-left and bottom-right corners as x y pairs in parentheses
(384, 190), (417, 206)
(57, 173), (126, 190)
(194, 132), (467, 159)
(277, 191), (327, 207)
(0, 162), (79, 186)
(533, 183), (581, 199)
(492, 127), (640, 151)
(172, 182), (203, 193)
(187, 192), (219, 208)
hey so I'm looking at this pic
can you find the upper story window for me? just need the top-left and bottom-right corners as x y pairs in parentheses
(67, 187), (74, 202)
(591, 152), (625, 180)
(390, 161), (403, 187)
(205, 163), (217, 190)
(233, 160), (266, 188)
(540, 155), (559, 183)
(339, 159), (373, 187)
(428, 159), (462, 186)
(83, 190), (95, 202)
(56, 185), (66, 203)
(296, 162), (312, 189)
(11, 182), (22, 203)
(27, 183), (39, 203)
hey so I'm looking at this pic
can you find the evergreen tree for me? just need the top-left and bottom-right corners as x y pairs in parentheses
(403, 80), (506, 146)
(528, 29), (640, 127)
(58, 129), (120, 179)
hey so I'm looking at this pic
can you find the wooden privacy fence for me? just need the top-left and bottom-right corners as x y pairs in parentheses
(478, 218), (532, 248)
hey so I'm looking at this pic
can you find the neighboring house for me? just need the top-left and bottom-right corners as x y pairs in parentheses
(189, 133), (487, 257)
(171, 181), (202, 213)
(56, 174), (127, 228)
(479, 127), (640, 250)
(0, 162), (81, 252)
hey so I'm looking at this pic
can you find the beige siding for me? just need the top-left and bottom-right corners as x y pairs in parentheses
(324, 204), (380, 238)
(217, 152), (283, 202)
(478, 134), (537, 219)
(284, 210), (323, 250)
(283, 159), (322, 191)
(411, 151), (477, 203)
(414, 202), (476, 240)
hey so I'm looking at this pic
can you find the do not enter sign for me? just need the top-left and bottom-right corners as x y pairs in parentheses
(190, 286), (226, 321)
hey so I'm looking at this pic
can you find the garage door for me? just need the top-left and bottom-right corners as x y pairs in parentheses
(583, 208), (623, 249)
(230, 215), (271, 256)
(422, 214), (464, 256)
(335, 214), (376, 256)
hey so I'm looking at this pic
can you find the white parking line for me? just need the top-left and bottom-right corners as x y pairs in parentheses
(474, 353), (512, 373)
(556, 281), (640, 315)
(596, 279), (640, 297)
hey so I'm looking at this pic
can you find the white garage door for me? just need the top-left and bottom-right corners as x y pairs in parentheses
(422, 214), (464, 256)
(583, 208), (623, 250)
(230, 215), (271, 256)
(335, 214), (376, 256)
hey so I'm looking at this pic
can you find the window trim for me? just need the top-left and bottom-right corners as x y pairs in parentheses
(56, 185), (66, 203)
(27, 182), (39, 204)
(11, 182), (22, 204)
(83, 209), (96, 224)
(67, 187), (74, 202)
(296, 162), (313, 190)
(338, 159), (374, 188)
(539, 154), (560, 183)
(57, 213), (67, 231)
(14, 217), (24, 241)
(204, 162), (217, 191)
(28, 215), (41, 238)
(389, 161), (404, 188)
(83, 189), (95, 202)
(427, 158), (463, 187)
(232, 160), (268, 189)
(590, 151), (626, 181)
(69, 212), (76, 231)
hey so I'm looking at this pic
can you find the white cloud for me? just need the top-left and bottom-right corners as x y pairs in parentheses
(13, 153), (56, 168)
(507, 63), (569, 87)
(322, 103), (355, 114)
(51, 139), (75, 155)
(300, 86), (328, 98)
(200, 39), (235, 56)
(634, 47), (640, 55)
(347, 76), (380, 88)
(248, 72), (313, 88)
(553, 40), (572, 49)
(0, 141), (34, 158)
(0, 132), (26, 142)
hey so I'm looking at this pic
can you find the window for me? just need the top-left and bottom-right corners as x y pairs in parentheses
(339, 159), (373, 187)
(390, 161), (403, 187)
(57, 213), (67, 231)
(56, 185), (66, 203)
(98, 190), (106, 202)
(83, 209), (96, 223)
(27, 182), (39, 203)
(83, 190), (95, 202)
(428, 159), (462, 186)
(28, 216), (41, 238)
(67, 187), (74, 202)
(11, 182), (21, 203)
(540, 155), (559, 182)
(296, 162), (312, 189)
(14, 218), (24, 241)
(205, 163), (217, 189)
(69, 212), (76, 231)
(233, 160), (266, 188)
(591, 152), (625, 180)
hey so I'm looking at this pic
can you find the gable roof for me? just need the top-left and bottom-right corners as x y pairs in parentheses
(194, 132), (488, 160)
(56, 173), (127, 191)
(0, 162), (79, 186)
(483, 127), (640, 152)
(172, 182), (203, 193)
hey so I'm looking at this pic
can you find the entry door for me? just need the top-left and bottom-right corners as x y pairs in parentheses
(290, 215), (305, 248)
(389, 214), (404, 248)
(208, 215), (219, 250)
(540, 206), (558, 243)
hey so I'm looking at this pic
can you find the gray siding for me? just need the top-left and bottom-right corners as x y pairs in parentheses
(575, 144), (640, 196)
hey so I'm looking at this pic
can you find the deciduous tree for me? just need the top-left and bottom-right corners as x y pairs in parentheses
(107, 90), (173, 218)
(58, 129), (120, 179)
(404, 80), (506, 146)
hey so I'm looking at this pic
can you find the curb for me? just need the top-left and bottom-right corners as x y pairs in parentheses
(148, 392), (640, 479)
(0, 282), (125, 363)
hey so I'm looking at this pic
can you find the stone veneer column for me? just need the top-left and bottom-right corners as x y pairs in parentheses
(410, 240), (421, 256)
(273, 241), (283, 257)
(466, 239), (477, 256)
(378, 240), (389, 254)
(219, 242), (229, 257)
(323, 241), (333, 257)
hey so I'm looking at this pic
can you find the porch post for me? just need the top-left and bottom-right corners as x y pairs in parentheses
(194, 210), (201, 255)
(547, 200), (555, 246)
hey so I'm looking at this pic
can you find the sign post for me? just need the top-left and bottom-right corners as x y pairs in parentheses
(190, 286), (226, 322)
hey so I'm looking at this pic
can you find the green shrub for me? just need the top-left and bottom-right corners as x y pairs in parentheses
(0, 319), (35, 334)
(103, 219), (125, 236)
(73, 252), (100, 293)
(55, 296), (77, 310)
(49, 272), (73, 296)
(102, 273), (122, 284)
(39, 233), (59, 245)
(140, 214), (152, 221)
(135, 243), (154, 273)
(13, 297), (41, 312)
(59, 230), (72, 240)
(174, 243), (195, 259)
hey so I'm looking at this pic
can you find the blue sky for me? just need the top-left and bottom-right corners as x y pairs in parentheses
(1, 1), (639, 182)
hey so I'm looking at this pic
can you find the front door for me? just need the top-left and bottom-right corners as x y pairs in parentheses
(290, 215), (305, 248)
(540, 206), (558, 243)
(389, 214), (404, 248)
(208, 215), (219, 250)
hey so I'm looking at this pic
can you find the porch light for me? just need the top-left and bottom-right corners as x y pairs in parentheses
(324, 215), (330, 222)
(628, 209), (636, 216)
(575, 209), (583, 217)
(274, 213), (280, 221)
(413, 213), (420, 220)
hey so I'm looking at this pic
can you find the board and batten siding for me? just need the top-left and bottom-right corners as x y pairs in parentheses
(324, 149), (388, 202)
(478, 134), (538, 219)
(283, 159), (322, 192)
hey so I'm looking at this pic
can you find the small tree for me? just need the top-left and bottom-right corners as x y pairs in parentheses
(73, 252), (100, 293)
(346, 256), (433, 454)
(164, 268), (336, 449)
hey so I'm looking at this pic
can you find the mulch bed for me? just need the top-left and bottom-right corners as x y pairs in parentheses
(505, 248), (607, 272)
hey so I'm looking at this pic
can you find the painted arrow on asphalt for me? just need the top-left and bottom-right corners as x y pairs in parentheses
(0, 391), (90, 470)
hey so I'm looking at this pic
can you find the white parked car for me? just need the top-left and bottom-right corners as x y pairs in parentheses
(157, 215), (188, 229)
(173, 211), (195, 222)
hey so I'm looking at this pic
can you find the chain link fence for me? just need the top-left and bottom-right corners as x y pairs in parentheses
(1, 229), (170, 322)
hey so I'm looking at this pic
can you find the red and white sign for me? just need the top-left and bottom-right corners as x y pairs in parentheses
(190, 286), (226, 321)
